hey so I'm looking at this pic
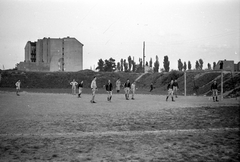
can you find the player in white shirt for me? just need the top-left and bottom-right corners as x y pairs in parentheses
(70, 79), (78, 95)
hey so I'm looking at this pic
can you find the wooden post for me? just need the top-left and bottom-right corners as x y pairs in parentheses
(221, 70), (223, 100)
(184, 71), (186, 96)
(143, 41), (145, 73)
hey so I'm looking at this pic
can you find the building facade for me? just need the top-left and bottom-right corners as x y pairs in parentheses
(17, 37), (83, 72)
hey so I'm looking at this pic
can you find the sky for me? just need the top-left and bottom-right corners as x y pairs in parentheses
(0, 0), (239, 70)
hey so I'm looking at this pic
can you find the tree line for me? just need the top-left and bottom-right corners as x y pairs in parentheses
(96, 56), (217, 72)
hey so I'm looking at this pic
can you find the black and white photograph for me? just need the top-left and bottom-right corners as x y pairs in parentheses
(0, 0), (239, 161)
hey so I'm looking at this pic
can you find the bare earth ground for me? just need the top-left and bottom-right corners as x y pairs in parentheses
(0, 91), (239, 162)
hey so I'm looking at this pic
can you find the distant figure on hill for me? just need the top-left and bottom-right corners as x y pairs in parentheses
(77, 81), (83, 98)
(211, 80), (219, 102)
(15, 80), (21, 96)
(124, 79), (131, 100)
(166, 79), (175, 102)
(90, 76), (97, 103)
(105, 80), (113, 102)
(173, 79), (179, 98)
(70, 79), (78, 95)
(116, 78), (121, 93)
(131, 81), (136, 100)
(149, 82), (154, 92)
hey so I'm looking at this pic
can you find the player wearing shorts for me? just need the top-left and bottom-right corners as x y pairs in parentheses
(105, 80), (113, 102)
(211, 80), (218, 102)
(15, 80), (21, 96)
(90, 76), (97, 103)
(131, 81), (136, 100)
(116, 78), (121, 93)
(173, 79), (179, 98)
(77, 81), (83, 98)
(70, 79), (78, 95)
(166, 79), (175, 102)
(124, 79), (131, 100)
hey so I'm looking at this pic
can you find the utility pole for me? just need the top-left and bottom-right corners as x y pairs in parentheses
(184, 71), (186, 96)
(143, 41), (145, 73)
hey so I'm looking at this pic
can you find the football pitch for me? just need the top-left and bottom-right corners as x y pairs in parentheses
(0, 91), (239, 161)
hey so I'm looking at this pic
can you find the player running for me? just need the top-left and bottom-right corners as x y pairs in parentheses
(77, 81), (83, 98)
(166, 79), (175, 102)
(105, 79), (113, 102)
(70, 79), (78, 95)
(124, 79), (131, 100)
(211, 80), (219, 102)
(90, 76), (97, 103)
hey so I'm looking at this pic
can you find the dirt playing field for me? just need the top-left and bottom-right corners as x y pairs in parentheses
(0, 91), (239, 161)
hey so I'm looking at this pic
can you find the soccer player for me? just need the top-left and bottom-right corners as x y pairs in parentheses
(166, 79), (175, 102)
(90, 76), (97, 103)
(124, 79), (131, 100)
(173, 79), (179, 98)
(15, 80), (21, 96)
(116, 78), (121, 93)
(77, 81), (83, 98)
(131, 81), (136, 100)
(211, 80), (218, 102)
(105, 80), (113, 101)
(70, 79), (78, 95)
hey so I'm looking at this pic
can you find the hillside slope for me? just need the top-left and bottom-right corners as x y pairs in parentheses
(0, 70), (239, 97)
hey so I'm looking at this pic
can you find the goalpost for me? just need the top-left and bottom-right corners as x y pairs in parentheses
(183, 70), (239, 100)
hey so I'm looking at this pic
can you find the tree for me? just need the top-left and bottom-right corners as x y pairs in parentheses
(213, 62), (216, 70)
(128, 56), (132, 71)
(120, 59), (124, 71)
(117, 62), (121, 71)
(149, 58), (153, 67)
(154, 55), (159, 72)
(195, 60), (200, 70)
(96, 59), (104, 72)
(188, 61), (192, 70)
(199, 59), (203, 70)
(183, 61), (187, 71)
(123, 59), (128, 72)
(132, 60), (136, 72)
(163, 55), (170, 72)
(178, 59), (183, 71)
(207, 63), (211, 70)
(104, 57), (116, 72)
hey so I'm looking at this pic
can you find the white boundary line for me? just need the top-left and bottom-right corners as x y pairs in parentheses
(0, 128), (238, 138)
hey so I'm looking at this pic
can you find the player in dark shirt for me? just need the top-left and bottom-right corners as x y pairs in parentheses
(124, 79), (131, 100)
(105, 80), (113, 101)
(211, 80), (218, 102)
(173, 79), (179, 98)
(77, 81), (83, 98)
(166, 79), (175, 101)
